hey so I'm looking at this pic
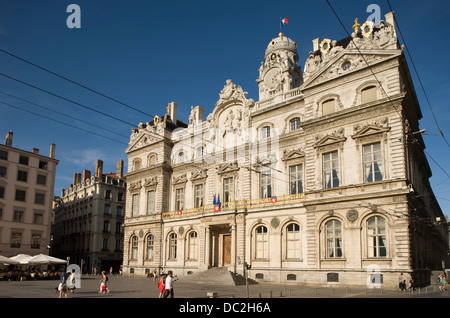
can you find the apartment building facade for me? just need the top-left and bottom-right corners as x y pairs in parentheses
(0, 131), (58, 257)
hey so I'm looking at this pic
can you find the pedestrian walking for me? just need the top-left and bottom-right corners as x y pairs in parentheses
(158, 274), (166, 298)
(398, 273), (406, 292)
(67, 269), (76, 293)
(439, 273), (447, 291)
(99, 271), (110, 294)
(163, 271), (174, 298)
(58, 269), (68, 298)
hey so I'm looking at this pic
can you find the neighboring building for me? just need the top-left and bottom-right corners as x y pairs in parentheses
(52, 159), (126, 273)
(0, 131), (58, 257)
(122, 12), (448, 287)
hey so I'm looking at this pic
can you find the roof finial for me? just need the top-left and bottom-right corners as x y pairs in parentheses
(353, 18), (360, 34)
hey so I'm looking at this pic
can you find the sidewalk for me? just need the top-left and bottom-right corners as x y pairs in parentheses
(0, 274), (449, 299)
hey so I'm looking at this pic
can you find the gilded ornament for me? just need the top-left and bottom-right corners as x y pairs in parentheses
(153, 115), (160, 126)
(361, 21), (374, 38)
(320, 38), (331, 54)
(352, 18), (360, 33)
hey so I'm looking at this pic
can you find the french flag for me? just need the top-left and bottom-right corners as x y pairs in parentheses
(281, 17), (288, 25)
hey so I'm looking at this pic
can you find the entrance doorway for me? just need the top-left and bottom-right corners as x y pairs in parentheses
(223, 234), (231, 265)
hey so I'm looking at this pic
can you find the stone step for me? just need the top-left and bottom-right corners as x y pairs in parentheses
(178, 267), (258, 286)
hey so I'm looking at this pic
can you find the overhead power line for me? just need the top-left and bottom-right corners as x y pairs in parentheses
(0, 90), (129, 139)
(0, 72), (135, 127)
(0, 48), (154, 118)
(0, 100), (128, 145)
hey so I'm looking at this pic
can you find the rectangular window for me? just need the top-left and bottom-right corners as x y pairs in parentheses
(260, 126), (271, 139)
(15, 189), (26, 201)
(132, 194), (139, 217)
(363, 142), (383, 183)
(35, 192), (45, 205)
(116, 206), (123, 217)
(0, 186), (4, 198)
(31, 234), (41, 249)
(102, 237), (109, 251)
(10, 232), (21, 248)
(19, 155), (29, 165)
(105, 190), (111, 200)
(194, 184), (204, 208)
(33, 213), (43, 224)
(104, 204), (111, 215)
(13, 210), (24, 222)
(0, 166), (6, 178)
(0, 150), (7, 161)
(147, 190), (155, 214)
(289, 164), (303, 194)
(175, 188), (184, 211)
(260, 170), (272, 198)
(39, 160), (48, 170)
(17, 170), (28, 182)
(36, 174), (47, 185)
(323, 151), (339, 188)
(223, 177), (233, 202)
(103, 221), (110, 233)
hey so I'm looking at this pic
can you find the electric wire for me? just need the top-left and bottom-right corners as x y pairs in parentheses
(0, 100), (128, 145)
(0, 48), (155, 118)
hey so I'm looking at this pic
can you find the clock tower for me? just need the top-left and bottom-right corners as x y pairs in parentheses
(257, 32), (303, 101)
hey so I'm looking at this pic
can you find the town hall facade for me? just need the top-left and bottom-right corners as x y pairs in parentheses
(121, 12), (448, 287)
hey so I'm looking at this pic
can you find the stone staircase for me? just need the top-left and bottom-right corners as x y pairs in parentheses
(177, 267), (258, 286)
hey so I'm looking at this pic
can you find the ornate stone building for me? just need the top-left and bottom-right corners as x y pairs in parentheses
(122, 12), (448, 287)
(52, 160), (126, 273)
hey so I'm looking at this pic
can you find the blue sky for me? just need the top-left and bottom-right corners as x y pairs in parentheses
(0, 0), (449, 216)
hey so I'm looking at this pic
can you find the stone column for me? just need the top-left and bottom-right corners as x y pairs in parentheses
(204, 226), (211, 268)
(231, 223), (236, 272)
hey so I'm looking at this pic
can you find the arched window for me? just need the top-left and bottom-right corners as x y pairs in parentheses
(148, 154), (157, 166)
(325, 220), (342, 258)
(367, 216), (387, 257)
(168, 233), (178, 260)
(260, 126), (271, 139)
(196, 146), (204, 159)
(178, 151), (185, 164)
(290, 117), (301, 131)
(255, 225), (268, 259)
(133, 159), (142, 171)
(361, 85), (377, 104)
(130, 236), (138, 260)
(187, 231), (198, 260)
(146, 234), (154, 260)
(286, 223), (301, 259)
(322, 99), (335, 116)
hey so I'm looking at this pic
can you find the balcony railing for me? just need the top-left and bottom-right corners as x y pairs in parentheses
(162, 193), (305, 219)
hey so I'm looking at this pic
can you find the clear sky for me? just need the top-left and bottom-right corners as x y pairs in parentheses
(0, 0), (449, 216)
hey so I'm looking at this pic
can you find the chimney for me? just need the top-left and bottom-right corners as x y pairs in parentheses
(168, 101), (178, 125)
(116, 160), (123, 179)
(312, 38), (320, 52)
(73, 173), (78, 185)
(32, 148), (39, 155)
(95, 159), (103, 179)
(83, 169), (91, 182)
(193, 105), (204, 124)
(5, 131), (13, 147)
(49, 143), (56, 159)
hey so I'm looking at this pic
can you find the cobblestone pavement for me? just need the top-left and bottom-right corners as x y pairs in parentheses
(1, 274), (449, 299)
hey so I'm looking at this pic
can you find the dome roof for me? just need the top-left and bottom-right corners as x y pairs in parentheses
(265, 32), (297, 55)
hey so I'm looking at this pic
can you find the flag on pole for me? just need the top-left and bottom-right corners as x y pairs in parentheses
(281, 17), (288, 25)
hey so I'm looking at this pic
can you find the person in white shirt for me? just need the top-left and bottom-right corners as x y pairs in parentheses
(163, 271), (174, 298)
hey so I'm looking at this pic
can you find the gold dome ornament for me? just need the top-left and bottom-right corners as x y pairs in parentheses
(352, 18), (360, 34)
(320, 38), (331, 54)
(361, 21), (374, 38)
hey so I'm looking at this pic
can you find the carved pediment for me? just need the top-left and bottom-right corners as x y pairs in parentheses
(314, 131), (347, 150)
(126, 131), (163, 153)
(253, 154), (278, 167)
(282, 148), (306, 161)
(143, 177), (158, 187)
(173, 173), (187, 185)
(303, 51), (399, 89)
(128, 180), (142, 191)
(216, 162), (240, 175)
(216, 79), (254, 107)
(190, 168), (208, 181)
(352, 123), (390, 140)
